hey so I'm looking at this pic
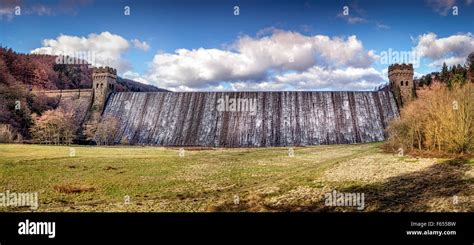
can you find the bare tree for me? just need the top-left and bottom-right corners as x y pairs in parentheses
(95, 116), (120, 145)
(30, 109), (77, 145)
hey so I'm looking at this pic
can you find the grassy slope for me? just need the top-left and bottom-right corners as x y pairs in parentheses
(0, 143), (472, 212)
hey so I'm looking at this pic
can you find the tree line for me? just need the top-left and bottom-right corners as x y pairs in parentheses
(416, 52), (474, 88)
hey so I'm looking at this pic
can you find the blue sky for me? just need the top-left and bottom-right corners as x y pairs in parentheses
(1, 0), (473, 91)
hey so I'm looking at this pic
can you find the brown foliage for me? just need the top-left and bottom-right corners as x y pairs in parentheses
(30, 109), (77, 145)
(0, 124), (16, 143)
(54, 184), (95, 194)
(385, 82), (474, 155)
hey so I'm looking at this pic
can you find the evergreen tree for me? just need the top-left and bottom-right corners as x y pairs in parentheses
(426, 74), (432, 86)
(466, 52), (474, 82)
(448, 73), (466, 89)
(441, 62), (449, 83)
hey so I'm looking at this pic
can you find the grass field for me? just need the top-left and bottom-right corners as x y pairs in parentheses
(0, 143), (472, 212)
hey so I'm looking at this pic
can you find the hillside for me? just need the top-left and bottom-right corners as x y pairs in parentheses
(117, 77), (168, 92)
(0, 47), (167, 92)
(0, 47), (167, 138)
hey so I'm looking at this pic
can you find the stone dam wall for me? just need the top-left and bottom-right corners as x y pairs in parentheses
(32, 89), (93, 124)
(100, 91), (399, 147)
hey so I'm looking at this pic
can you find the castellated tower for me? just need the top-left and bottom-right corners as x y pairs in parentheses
(388, 63), (415, 107)
(82, 66), (117, 142)
(92, 66), (117, 112)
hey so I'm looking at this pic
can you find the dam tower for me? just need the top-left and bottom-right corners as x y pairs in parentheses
(388, 63), (415, 107)
(82, 66), (117, 141)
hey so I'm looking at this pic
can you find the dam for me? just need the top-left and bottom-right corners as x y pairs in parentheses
(101, 91), (399, 147)
(38, 65), (415, 146)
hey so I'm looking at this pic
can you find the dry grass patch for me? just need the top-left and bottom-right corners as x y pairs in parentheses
(54, 184), (96, 194)
(321, 153), (438, 183)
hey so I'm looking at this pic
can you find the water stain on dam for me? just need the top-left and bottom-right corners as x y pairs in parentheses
(100, 91), (399, 147)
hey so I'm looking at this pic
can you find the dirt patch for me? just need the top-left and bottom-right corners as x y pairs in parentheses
(54, 184), (96, 194)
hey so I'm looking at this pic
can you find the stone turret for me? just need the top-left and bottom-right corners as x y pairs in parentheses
(388, 63), (415, 107)
(92, 67), (116, 112)
(82, 66), (117, 142)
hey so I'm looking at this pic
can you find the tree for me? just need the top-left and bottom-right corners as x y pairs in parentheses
(448, 73), (467, 89)
(440, 62), (449, 83)
(466, 52), (474, 82)
(425, 74), (432, 86)
(0, 84), (33, 137)
(30, 109), (77, 145)
(95, 116), (120, 145)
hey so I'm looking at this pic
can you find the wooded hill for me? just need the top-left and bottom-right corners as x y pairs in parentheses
(0, 47), (167, 139)
(0, 47), (166, 92)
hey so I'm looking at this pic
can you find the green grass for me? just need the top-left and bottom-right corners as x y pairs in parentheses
(0, 143), (472, 212)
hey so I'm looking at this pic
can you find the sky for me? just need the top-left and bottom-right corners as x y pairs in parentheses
(1, 0), (473, 91)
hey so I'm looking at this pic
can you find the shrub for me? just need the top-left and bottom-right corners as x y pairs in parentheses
(30, 109), (77, 145)
(0, 124), (15, 143)
(385, 83), (473, 156)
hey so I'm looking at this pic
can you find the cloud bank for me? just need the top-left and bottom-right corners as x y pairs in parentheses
(31, 29), (473, 91)
(145, 29), (380, 91)
(31, 32), (151, 72)
(414, 32), (474, 67)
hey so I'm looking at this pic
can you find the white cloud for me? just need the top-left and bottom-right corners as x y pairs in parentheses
(200, 67), (385, 92)
(145, 29), (378, 91)
(31, 32), (131, 72)
(273, 67), (384, 91)
(131, 39), (150, 51)
(414, 32), (474, 67)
